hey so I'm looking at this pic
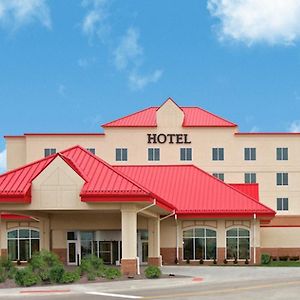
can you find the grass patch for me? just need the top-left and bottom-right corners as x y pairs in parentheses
(263, 261), (300, 267)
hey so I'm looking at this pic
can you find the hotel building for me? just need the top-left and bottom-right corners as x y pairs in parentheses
(0, 98), (299, 275)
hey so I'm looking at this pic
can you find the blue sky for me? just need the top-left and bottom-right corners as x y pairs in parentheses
(1, 0), (300, 172)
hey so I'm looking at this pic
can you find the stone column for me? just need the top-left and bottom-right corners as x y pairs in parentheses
(251, 218), (261, 265)
(121, 206), (137, 275)
(217, 220), (226, 263)
(39, 216), (50, 251)
(0, 218), (7, 257)
(148, 217), (162, 266)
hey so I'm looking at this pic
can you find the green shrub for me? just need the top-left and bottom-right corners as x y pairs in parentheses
(29, 250), (62, 282)
(261, 253), (271, 265)
(0, 266), (7, 283)
(60, 271), (80, 284)
(87, 272), (96, 281)
(0, 257), (16, 280)
(104, 268), (121, 280)
(15, 268), (40, 287)
(49, 265), (65, 283)
(80, 255), (104, 274)
(144, 266), (161, 279)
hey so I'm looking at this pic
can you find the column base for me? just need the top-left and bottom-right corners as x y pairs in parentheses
(148, 256), (162, 267)
(217, 247), (225, 264)
(121, 258), (137, 276)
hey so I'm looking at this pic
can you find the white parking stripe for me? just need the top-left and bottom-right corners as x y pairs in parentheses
(86, 291), (143, 299)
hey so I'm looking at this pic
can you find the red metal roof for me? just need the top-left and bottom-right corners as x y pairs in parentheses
(0, 146), (274, 218)
(115, 165), (274, 218)
(102, 100), (236, 128)
(229, 184), (259, 202)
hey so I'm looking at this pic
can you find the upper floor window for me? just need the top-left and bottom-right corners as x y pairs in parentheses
(180, 148), (192, 161)
(212, 148), (224, 161)
(44, 148), (56, 157)
(213, 173), (224, 181)
(244, 148), (256, 161)
(244, 173), (256, 184)
(277, 198), (289, 211)
(86, 148), (96, 155)
(276, 172), (288, 186)
(116, 148), (128, 161)
(276, 148), (288, 160)
(148, 148), (160, 161)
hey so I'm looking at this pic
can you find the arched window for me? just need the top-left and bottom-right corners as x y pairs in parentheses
(226, 228), (250, 260)
(7, 228), (40, 261)
(183, 228), (217, 260)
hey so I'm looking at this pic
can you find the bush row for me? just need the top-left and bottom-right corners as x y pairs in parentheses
(261, 253), (300, 264)
(0, 251), (162, 287)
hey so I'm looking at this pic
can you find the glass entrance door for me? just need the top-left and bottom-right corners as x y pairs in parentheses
(67, 241), (77, 265)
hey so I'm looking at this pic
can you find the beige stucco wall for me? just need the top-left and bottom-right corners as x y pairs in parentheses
(261, 227), (300, 248)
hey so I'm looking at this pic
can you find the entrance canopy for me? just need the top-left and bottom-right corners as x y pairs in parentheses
(0, 145), (275, 219)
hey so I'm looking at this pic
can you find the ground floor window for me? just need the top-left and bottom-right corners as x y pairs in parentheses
(183, 228), (217, 260)
(7, 228), (40, 261)
(226, 228), (250, 260)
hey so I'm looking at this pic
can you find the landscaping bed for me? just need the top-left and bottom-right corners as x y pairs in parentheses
(0, 251), (165, 288)
(261, 253), (300, 267)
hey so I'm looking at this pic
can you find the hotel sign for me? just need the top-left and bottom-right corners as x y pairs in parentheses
(147, 134), (191, 144)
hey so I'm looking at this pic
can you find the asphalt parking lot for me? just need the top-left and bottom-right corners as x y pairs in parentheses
(2, 266), (300, 299)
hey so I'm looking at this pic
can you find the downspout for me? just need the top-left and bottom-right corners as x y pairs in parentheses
(253, 213), (257, 264)
(175, 214), (179, 264)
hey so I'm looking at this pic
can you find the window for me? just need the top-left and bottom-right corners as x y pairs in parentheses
(180, 148), (192, 161)
(183, 228), (217, 260)
(226, 228), (250, 260)
(148, 148), (160, 161)
(213, 173), (224, 181)
(244, 148), (256, 161)
(244, 173), (256, 183)
(277, 198), (289, 211)
(115, 148), (128, 161)
(212, 148), (224, 161)
(86, 148), (96, 155)
(277, 148), (288, 160)
(277, 172), (288, 186)
(7, 228), (40, 261)
(44, 148), (56, 157)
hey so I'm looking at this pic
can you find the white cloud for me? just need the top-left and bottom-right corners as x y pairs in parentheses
(207, 0), (300, 45)
(77, 57), (97, 68)
(0, 149), (6, 174)
(81, 0), (110, 41)
(289, 120), (300, 132)
(129, 69), (163, 91)
(0, 0), (51, 30)
(114, 27), (143, 71)
(114, 27), (163, 89)
(81, 3), (163, 90)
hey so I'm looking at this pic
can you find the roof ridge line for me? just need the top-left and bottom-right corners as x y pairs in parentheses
(182, 106), (237, 127)
(67, 146), (155, 197)
(102, 106), (157, 128)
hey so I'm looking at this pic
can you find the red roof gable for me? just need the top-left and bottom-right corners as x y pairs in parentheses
(115, 165), (274, 218)
(102, 101), (236, 128)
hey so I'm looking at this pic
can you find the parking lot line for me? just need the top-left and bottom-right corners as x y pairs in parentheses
(86, 291), (143, 299)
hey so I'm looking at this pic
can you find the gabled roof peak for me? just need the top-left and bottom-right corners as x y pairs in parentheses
(102, 98), (237, 128)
